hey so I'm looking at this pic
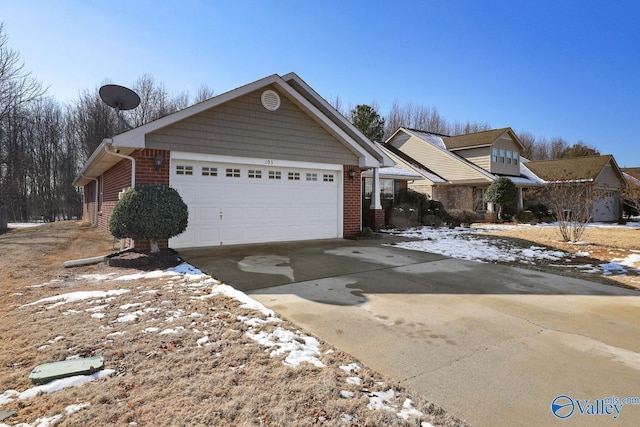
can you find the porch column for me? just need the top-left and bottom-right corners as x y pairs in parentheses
(517, 187), (523, 210)
(370, 167), (382, 209)
(367, 167), (385, 230)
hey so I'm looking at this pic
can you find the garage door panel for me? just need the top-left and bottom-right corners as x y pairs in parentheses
(170, 159), (341, 248)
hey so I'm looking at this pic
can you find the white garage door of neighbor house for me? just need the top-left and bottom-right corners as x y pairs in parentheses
(593, 191), (619, 222)
(169, 157), (342, 248)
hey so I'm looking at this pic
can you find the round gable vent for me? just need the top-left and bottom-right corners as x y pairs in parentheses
(261, 90), (281, 111)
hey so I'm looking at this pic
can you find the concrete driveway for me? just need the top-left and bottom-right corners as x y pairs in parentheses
(179, 236), (640, 426)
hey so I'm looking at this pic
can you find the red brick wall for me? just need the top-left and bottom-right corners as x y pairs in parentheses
(81, 149), (171, 251)
(97, 159), (133, 232)
(366, 208), (385, 230)
(343, 165), (362, 237)
(136, 149), (170, 186)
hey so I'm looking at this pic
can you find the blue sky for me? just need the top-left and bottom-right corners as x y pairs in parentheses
(3, 0), (639, 166)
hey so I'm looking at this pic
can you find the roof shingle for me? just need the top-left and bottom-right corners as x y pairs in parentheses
(524, 155), (613, 182)
(442, 128), (512, 150)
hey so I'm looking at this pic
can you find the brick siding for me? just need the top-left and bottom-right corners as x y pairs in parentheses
(82, 148), (170, 251)
(343, 165), (362, 237)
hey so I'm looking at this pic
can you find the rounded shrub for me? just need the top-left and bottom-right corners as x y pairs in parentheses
(109, 185), (188, 252)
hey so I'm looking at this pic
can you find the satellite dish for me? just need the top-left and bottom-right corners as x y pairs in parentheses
(99, 84), (140, 131)
(99, 84), (141, 111)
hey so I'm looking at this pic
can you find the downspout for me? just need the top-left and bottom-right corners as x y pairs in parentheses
(81, 175), (99, 226)
(104, 143), (136, 188)
(103, 143), (136, 250)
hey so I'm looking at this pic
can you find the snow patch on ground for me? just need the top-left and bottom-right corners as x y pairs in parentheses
(394, 225), (640, 276)
(6, 262), (429, 425)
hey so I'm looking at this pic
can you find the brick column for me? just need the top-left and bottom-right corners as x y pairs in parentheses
(366, 208), (385, 230)
(343, 165), (361, 238)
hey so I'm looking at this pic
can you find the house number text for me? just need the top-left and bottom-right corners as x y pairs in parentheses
(264, 159), (274, 165)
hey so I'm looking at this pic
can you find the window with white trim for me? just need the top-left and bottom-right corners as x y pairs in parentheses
(226, 168), (241, 178)
(323, 174), (334, 182)
(506, 151), (512, 164)
(248, 169), (262, 179)
(492, 148), (498, 163)
(176, 165), (193, 175)
(202, 166), (217, 177)
(268, 171), (282, 180)
(306, 173), (318, 181)
(288, 172), (300, 181)
(499, 149), (505, 164)
(513, 152), (519, 165)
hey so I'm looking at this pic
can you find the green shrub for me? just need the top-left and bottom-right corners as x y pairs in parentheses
(526, 203), (555, 223)
(447, 209), (477, 228)
(109, 185), (188, 252)
(422, 214), (444, 228)
(389, 204), (420, 230)
(513, 210), (537, 224)
(387, 188), (448, 228)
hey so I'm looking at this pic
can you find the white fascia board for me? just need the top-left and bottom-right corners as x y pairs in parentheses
(108, 72), (383, 168)
(73, 138), (138, 186)
(282, 72), (394, 167)
(275, 76), (380, 168)
(170, 151), (343, 171)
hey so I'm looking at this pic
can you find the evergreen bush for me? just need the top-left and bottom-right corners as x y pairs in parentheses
(109, 184), (188, 253)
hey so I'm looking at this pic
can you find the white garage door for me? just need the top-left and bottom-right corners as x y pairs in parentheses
(593, 191), (619, 222)
(169, 155), (342, 248)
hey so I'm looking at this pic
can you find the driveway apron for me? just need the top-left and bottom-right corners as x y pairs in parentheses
(179, 237), (640, 426)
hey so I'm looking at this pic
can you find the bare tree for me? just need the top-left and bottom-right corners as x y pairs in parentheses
(383, 101), (449, 138)
(0, 23), (46, 122)
(449, 120), (491, 136)
(71, 87), (119, 160)
(549, 137), (568, 159)
(194, 83), (215, 103)
(537, 181), (606, 242)
(127, 74), (176, 127)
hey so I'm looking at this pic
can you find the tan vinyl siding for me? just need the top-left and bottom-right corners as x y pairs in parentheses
(455, 147), (491, 170)
(389, 134), (491, 183)
(596, 162), (624, 189)
(489, 136), (520, 175)
(146, 86), (358, 165)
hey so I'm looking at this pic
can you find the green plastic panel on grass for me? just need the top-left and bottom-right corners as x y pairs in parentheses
(28, 356), (104, 384)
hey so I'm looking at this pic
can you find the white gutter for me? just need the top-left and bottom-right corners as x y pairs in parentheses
(103, 142), (135, 250)
(103, 142), (136, 188)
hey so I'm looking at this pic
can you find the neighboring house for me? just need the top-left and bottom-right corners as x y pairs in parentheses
(622, 168), (640, 185)
(384, 127), (543, 216)
(73, 73), (394, 250)
(523, 155), (627, 222)
(361, 143), (426, 225)
(622, 168), (640, 216)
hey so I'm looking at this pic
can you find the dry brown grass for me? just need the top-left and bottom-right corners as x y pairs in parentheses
(0, 222), (467, 426)
(476, 223), (640, 289)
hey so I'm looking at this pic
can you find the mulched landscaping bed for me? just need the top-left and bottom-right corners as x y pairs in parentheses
(105, 248), (181, 268)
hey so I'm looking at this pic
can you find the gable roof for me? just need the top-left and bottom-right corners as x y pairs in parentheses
(378, 142), (446, 183)
(442, 127), (524, 151)
(623, 172), (640, 187)
(390, 127), (497, 183)
(622, 167), (640, 180)
(524, 155), (624, 183)
(74, 73), (392, 186)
